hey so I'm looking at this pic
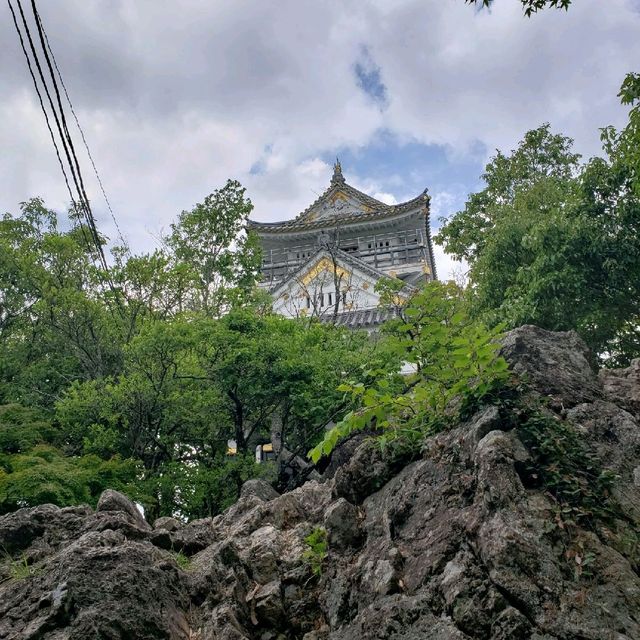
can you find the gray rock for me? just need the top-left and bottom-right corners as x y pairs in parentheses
(333, 439), (405, 504)
(599, 358), (640, 416)
(0, 529), (190, 639)
(153, 515), (183, 531)
(323, 498), (362, 550)
(475, 430), (527, 508)
(241, 478), (280, 502)
(96, 489), (150, 531)
(251, 580), (284, 626)
(172, 517), (215, 554)
(500, 324), (600, 407)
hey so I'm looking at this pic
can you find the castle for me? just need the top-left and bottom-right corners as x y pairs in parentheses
(248, 161), (437, 329)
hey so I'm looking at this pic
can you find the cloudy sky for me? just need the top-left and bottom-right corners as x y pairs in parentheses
(2, 0), (639, 280)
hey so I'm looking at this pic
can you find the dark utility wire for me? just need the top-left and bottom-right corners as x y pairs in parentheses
(6, 0), (77, 212)
(35, 9), (128, 252)
(30, 0), (126, 259)
(25, 0), (107, 269)
(11, 0), (100, 261)
(8, 0), (126, 314)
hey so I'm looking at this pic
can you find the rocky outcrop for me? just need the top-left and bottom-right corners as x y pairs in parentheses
(1, 326), (639, 639)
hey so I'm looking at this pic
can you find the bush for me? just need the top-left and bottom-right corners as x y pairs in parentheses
(0, 444), (143, 514)
(310, 281), (509, 462)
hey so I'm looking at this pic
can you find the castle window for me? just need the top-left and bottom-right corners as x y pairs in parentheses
(306, 296), (310, 308)
(328, 292), (333, 305)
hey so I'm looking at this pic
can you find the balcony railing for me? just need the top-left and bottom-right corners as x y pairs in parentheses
(260, 228), (428, 286)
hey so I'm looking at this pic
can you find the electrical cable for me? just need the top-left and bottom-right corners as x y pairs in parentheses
(35, 6), (128, 253)
(6, 0), (77, 214)
(28, 0), (107, 268)
(7, 0), (98, 262)
(13, 0), (92, 243)
(8, 0), (125, 316)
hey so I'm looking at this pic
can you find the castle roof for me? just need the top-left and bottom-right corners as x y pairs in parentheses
(321, 306), (399, 329)
(247, 161), (430, 234)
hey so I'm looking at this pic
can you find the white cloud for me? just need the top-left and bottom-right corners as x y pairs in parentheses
(372, 192), (398, 205)
(367, 0), (638, 158)
(432, 242), (468, 285)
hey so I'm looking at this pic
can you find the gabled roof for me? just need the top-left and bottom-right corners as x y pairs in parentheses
(269, 245), (416, 298)
(248, 161), (430, 234)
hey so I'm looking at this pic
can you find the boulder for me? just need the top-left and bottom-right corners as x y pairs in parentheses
(323, 498), (362, 550)
(500, 324), (600, 408)
(153, 515), (183, 531)
(333, 439), (407, 505)
(241, 478), (280, 502)
(96, 489), (150, 531)
(599, 358), (640, 416)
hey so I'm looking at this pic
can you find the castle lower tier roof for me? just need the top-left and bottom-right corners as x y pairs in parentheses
(319, 307), (399, 329)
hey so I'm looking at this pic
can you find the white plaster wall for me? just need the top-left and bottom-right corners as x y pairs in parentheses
(272, 264), (381, 319)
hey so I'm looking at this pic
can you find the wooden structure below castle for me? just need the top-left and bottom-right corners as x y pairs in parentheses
(247, 161), (437, 329)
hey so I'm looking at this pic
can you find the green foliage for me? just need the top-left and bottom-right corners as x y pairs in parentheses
(3, 553), (35, 581)
(53, 309), (370, 519)
(466, 0), (571, 16)
(11, 556), (32, 580)
(0, 177), (377, 519)
(165, 179), (261, 316)
(0, 199), (122, 405)
(517, 410), (619, 527)
(437, 77), (640, 365)
(309, 281), (509, 463)
(0, 444), (143, 515)
(144, 455), (276, 520)
(437, 124), (580, 265)
(0, 404), (58, 454)
(173, 550), (191, 571)
(303, 527), (328, 577)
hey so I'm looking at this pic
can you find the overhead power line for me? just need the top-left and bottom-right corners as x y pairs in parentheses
(34, 3), (128, 252)
(7, 0), (127, 314)
(6, 0), (77, 213)
(10, 0), (99, 262)
(24, 0), (106, 268)
(9, 0), (104, 264)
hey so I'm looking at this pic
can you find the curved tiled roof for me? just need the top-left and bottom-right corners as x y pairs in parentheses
(321, 306), (399, 329)
(247, 163), (430, 233)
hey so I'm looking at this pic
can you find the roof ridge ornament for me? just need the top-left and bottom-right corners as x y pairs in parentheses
(331, 158), (345, 185)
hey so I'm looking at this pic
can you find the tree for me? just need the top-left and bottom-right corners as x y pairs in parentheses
(437, 124), (580, 264)
(165, 180), (261, 317)
(54, 307), (374, 518)
(437, 76), (640, 365)
(0, 403), (142, 514)
(0, 199), (124, 407)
